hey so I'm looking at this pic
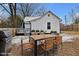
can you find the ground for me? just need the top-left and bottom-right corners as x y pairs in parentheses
(7, 31), (79, 56)
(58, 31), (79, 56)
(58, 39), (79, 56)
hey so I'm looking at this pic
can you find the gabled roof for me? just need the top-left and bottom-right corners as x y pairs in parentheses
(24, 11), (62, 22)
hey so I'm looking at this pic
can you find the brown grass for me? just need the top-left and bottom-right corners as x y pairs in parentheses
(58, 38), (79, 56)
(7, 43), (33, 56)
(61, 31), (79, 35)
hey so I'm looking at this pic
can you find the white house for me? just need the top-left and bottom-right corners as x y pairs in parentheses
(23, 11), (61, 33)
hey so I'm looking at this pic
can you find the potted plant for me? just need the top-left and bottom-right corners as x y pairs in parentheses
(40, 30), (43, 32)
(53, 31), (57, 33)
(51, 31), (58, 35)
(40, 30), (44, 34)
(51, 31), (57, 33)
(51, 31), (53, 33)
(36, 30), (40, 35)
(31, 30), (35, 32)
(31, 30), (35, 35)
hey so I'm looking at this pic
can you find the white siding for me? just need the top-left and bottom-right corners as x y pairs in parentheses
(30, 12), (60, 33)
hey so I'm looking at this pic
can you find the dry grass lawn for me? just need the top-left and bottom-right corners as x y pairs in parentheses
(61, 31), (79, 35)
(58, 38), (79, 56)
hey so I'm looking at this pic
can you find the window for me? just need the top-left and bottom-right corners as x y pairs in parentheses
(47, 22), (51, 29)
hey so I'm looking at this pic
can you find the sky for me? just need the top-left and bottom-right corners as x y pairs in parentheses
(0, 3), (79, 24)
(42, 3), (79, 24)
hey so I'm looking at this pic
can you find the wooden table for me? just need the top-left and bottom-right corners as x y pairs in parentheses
(31, 34), (57, 56)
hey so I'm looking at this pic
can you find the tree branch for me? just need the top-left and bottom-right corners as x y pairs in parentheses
(0, 4), (11, 15)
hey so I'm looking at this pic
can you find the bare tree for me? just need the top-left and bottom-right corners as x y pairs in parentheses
(64, 15), (68, 30)
(67, 8), (76, 31)
(0, 3), (17, 28)
(33, 7), (47, 16)
(71, 9), (74, 31)
(17, 3), (46, 18)
(0, 3), (47, 28)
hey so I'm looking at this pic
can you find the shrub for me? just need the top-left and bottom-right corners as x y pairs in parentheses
(31, 30), (35, 32)
(36, 30), (39, 32)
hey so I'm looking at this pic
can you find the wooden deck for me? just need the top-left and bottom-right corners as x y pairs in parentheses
(7, 34), (62, 56)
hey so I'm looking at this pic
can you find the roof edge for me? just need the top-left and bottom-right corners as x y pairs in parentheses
(24, 11), (62, 22)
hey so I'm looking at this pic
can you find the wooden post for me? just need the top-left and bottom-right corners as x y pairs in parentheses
(34, 40), (37, 56)
(21, 39), (23, 56)
(29, 21), (31, 42)
(12, 28), (16, 37)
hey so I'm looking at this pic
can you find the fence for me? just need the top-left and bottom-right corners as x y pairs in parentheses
(60, 24), (79, 31)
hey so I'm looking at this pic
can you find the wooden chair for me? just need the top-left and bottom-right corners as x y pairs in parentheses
(53, 36), (62, 49)
(52, 36), (62, 55)
(21, 38), (34, 56)
(39, 37), (54, 55)
(7, 37), (34, 56)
